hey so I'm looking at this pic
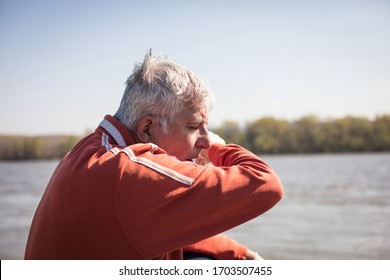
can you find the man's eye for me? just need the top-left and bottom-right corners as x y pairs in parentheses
(187, 122), (207, 131)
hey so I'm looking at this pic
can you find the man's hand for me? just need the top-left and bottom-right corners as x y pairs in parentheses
(195, 131), (225, 166)
(246, 248), (264, 260)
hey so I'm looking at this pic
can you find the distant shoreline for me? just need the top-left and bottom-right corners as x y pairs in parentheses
(1, 114), (389, 160)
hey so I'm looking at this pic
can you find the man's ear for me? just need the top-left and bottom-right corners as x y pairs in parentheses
(136, 116), (156, 143)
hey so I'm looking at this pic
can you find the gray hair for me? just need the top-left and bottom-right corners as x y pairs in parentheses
(114, 52), (215, 133)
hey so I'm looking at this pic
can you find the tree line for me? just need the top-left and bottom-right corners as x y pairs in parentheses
(0, 115), (389, 160)
(215, 115), (390, 154)
(0, 135), (81, 160)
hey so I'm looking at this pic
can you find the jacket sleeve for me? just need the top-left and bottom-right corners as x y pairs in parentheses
(183, 234), (247, 260)
(118, 143), (284, 259)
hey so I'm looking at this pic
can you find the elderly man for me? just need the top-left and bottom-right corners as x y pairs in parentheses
(25, 52), (283, 260)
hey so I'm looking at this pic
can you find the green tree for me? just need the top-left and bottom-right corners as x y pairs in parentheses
(215, 121), (248, 148)
(246, 117), (289, 154)
(372, 115), (390, 151)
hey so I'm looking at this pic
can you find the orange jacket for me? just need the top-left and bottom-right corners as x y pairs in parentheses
(183, 234), (248, 260)
(25, 115), (283, 259)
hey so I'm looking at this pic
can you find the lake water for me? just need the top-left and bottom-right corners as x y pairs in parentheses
(0, 153), (389, 260)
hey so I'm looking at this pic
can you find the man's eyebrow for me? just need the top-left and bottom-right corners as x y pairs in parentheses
(188, 117), (208, 124)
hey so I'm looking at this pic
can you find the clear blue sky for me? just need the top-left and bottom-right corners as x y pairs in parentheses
(1, 0), (389, 135)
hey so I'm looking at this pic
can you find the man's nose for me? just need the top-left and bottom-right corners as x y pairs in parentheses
(198, 125), (211, 150)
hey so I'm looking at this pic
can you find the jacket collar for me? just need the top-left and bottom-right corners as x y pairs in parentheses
(99, 115), (137, 147)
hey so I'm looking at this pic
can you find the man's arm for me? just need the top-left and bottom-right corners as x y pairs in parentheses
(118, 133), (283, 259)
(183, 234), (247, 260)
(183, 234), (264, 260)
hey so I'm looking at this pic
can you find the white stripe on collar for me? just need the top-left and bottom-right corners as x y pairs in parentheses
(99, 118), (127, 147)
(101, 132), (112, 151)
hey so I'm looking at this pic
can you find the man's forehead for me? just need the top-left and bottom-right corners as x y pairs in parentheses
(178, 107), (208, 123)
